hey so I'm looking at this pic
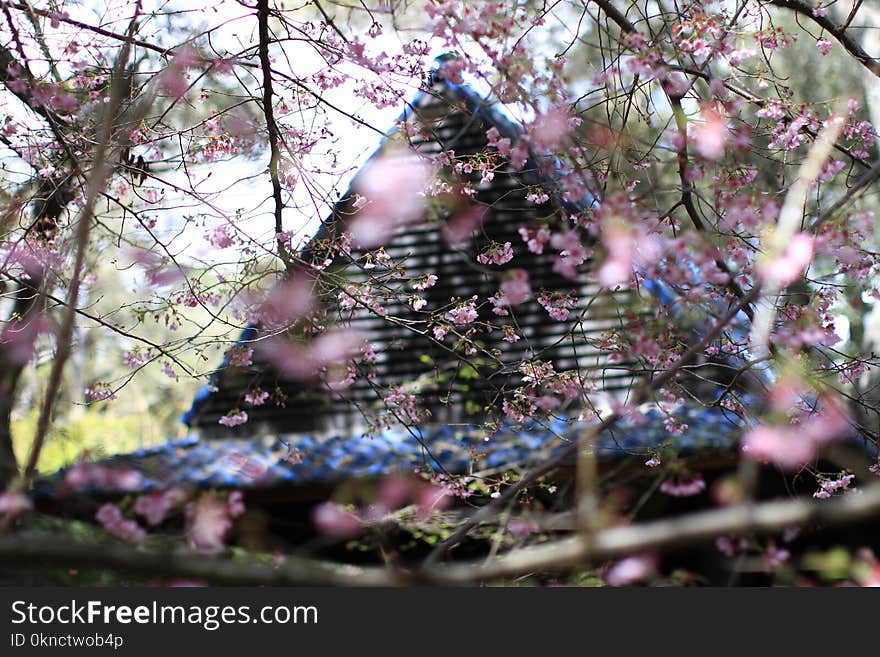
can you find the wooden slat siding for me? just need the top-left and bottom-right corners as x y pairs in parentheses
(189, 81), (653, 437)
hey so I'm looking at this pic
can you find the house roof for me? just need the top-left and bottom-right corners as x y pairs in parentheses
(38, 399), (748, 495)
(179, 55), (619, 430)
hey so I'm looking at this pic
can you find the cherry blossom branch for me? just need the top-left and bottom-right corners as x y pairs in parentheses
(422, 285), (760, 567)
(667, 92), (755, 321)
(0, 1), (171, 56)
(768, 0), (880, 78)
(749, 111), (846, 358)
(20, 5), (145, 487)
(257, 0), (294, 272)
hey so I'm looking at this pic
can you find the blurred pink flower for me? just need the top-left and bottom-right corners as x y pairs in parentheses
(0, 491), (32, 518)
(349, 151), (432, 247)
(228, 490), (246, 517)
(764, 540), (791, 570)
(551, 230), (589, 279)
(529, 106), (579, 151)
(758, 232), (814, 288)
(1, 311), (48, 367)
(693, 106), (729, 160)
(604, 554), (658, 586)
(134, 488), (188, 526)
(743, 400), (849, 470)
(260, 329), (363, 381)
(313, 502), (363, 537)
(742, 424), (815, 470)
(660, 474), (706, 497)
(64, 464), (144, 492)
(159, 47), (199, 99)
(443, 204), (488, 246)
(258, 274), (316, 329)
(598, 220), (660, 288)
(186, 495), (233, 551)
(499, 269), (531, 307)
(96, 504), (146, 543)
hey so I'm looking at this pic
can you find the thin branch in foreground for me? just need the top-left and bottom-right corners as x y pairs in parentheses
(0, 532), (400, 586)
(437, 483), (880, 584)
(3, 483), (880, 585)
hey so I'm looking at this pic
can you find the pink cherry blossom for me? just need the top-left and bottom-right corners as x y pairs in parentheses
(447, 295), (479, 325)
(693, 105), (728, 160)
(813, 473), (855, 499)
(245, 390), (269, 406)
(186, 495), (233, 551)
(218, 410), (248, 427)
(498, 269), (531, 307)
(349, 150), (432, 247)
(518, 226), (551, 254)
(413, 274), (438, 290)
(537, 291), (576, 321)
(96, 503), (147, 543)
(477, 241), (514, 266)
(758, 232), (814, 288)
(603, 554), (659, 586)
(313, 502), (363, 537)
(551, 230), (589, 279)
(134, 488), (188, 526)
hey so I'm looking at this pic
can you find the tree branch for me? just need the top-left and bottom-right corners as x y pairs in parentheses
(438, 482), (880, 583)
(0, 532), (401, 586)
(6, 483), (880, 585)
(768, 0), (880, 79)
(257, 0), (294, 272)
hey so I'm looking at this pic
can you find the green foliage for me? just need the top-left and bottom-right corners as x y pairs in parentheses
(12, 407), (178, 475)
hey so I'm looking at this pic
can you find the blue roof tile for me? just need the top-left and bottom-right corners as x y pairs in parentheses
(35, 399), (761, 496)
